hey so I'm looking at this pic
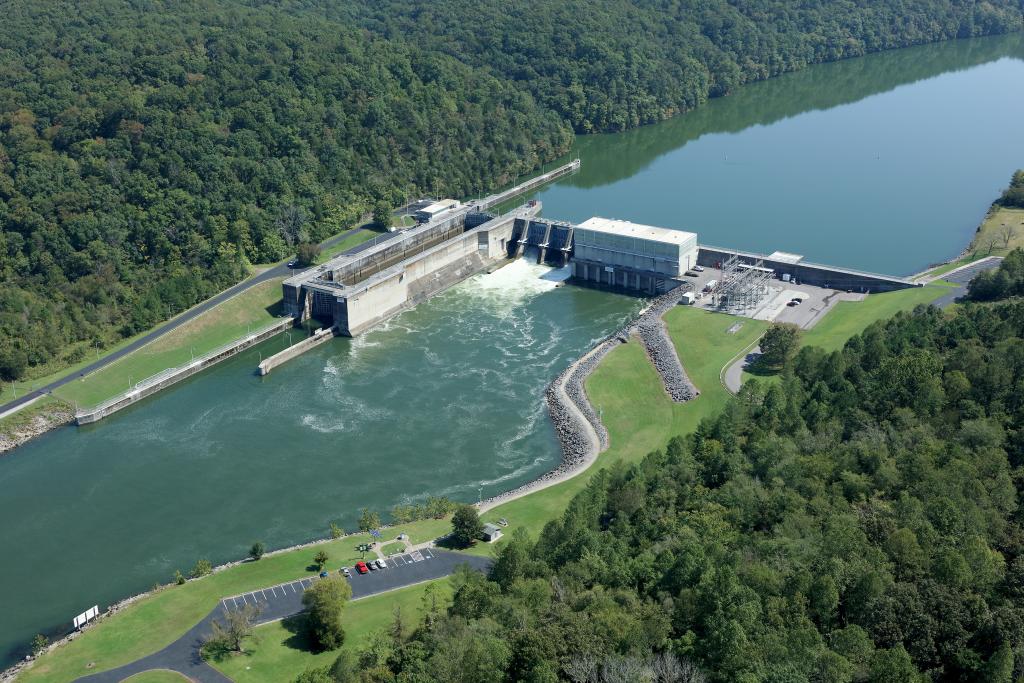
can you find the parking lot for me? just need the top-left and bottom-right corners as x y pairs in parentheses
(220, 548), (491, 625)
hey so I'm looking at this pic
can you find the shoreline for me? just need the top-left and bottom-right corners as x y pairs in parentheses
(0, 400), (73, 456)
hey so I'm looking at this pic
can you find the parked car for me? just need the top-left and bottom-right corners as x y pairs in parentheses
(287, 260), (298, 268)
(319, 570), (329, 578)
(355, 561), (369, 574)
(342, 567), (351, 578)
(791, 297), (803, 303)
(368, 560), (378, 570)
(787, 300), (799, 307)
(693, 265), (705, 272)
(375, 559), (386, 570)
(684, 270), (699, 277)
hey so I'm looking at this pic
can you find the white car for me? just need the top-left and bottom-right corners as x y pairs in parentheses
(375, 559), (386, 570)
(693, 265), (705, 272)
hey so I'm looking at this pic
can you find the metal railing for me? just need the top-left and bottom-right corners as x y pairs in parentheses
(76, 318), (293, 416)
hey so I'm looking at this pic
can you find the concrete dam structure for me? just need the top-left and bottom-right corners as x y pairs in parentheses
(282, 203), (540, 339)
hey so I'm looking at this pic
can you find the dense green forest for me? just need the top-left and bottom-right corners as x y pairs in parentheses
(969, 246), (1024, 301)
(294, 264), (1024, 682)
(0, 0), (1021, 380)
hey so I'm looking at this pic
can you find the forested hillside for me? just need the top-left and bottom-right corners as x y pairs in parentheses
(301, 268), (1024, 682)
(0, 0), (1021, 380)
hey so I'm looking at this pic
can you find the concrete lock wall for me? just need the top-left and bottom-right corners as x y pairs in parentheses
(77, 318), (295, 424)
(335, 211), (523, 337)
(696, 246), (917, 293)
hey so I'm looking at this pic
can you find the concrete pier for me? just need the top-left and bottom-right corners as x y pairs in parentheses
(258, 327), (337, 376)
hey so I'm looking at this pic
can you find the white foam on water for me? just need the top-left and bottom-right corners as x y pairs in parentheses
(301, 414), (347, 434)
(463, 258), (569, 308)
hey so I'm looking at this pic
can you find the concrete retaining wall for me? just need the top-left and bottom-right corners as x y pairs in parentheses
(257, 327), (337, 376)
(76, 318), (295, 424)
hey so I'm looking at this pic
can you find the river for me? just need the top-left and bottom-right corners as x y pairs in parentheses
(2, 33), (1024, 666)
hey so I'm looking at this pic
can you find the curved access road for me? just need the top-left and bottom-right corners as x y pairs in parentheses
(74, 550), (491, 683)
(0, 225), (382, 419)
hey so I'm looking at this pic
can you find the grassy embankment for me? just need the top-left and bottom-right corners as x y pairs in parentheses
(16, 521), (450, 683)
(739, 282), (955, 387)
(49, 278), (285, 409)
(20, 294), (916, 683)
(917, 207), (1024, 279)
(213, 581), (452, 682)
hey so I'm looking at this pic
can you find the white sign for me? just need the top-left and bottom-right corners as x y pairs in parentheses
(73, 605), (99, 629)
(604, 266), (615, 273)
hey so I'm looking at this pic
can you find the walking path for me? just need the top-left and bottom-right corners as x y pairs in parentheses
(74, 550), (490, 683)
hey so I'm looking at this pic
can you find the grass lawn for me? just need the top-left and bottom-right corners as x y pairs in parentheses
(15, 522), (448, 683)
(740, 282), (954, 386)
(967, 207), (1024, 258)
(121, 670), (190, 682)
(318, 227), (386, 262)
(797, 284), (954, 353)
(211, 581), (452, 682)
(378, 541), (406, 556)
(51, 278), (286, 409)
(462, 308), (770, 556)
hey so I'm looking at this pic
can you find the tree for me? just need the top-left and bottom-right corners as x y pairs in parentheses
(302, 575), (352, 651)
(983, 234), (1000, 255)
(329, 523), (344, 539)
(999, 223), (1017, 248)
(313, 550), (329, 571)
(451, 504), (484, 548)
(358, 508), (381, 533)
(372, 201), (393, 229)
(190, 558), (212, 579)
(174, 569), (186, 585)
(249, 542), (265, 561)
(758, 323), (801, 368)
(201, 603), (261, 658)
(30, 634), (48, 657)
(295, 241), (321, 266)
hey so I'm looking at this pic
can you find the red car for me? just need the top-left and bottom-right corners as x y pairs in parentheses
(355, 561), (369, 574)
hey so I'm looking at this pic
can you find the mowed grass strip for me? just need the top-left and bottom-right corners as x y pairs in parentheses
(740, 283), (954, 387)
(16, 521), (449, 683)
(211, 580), (453, 683)
(17, 308), (778, 683)
(52, 278), (286, 408)
(464, 307), (770, 554)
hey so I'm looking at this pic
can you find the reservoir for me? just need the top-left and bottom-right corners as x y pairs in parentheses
(2, 33), (1024, 666)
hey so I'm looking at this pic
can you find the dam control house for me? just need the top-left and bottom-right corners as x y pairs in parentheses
(571, 217), (699, 294)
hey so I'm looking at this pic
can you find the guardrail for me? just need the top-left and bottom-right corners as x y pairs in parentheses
(76, 318), (294, 420)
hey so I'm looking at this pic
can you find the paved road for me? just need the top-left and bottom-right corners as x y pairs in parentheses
(0, 225), (381, 418)
(931, 256), (1003, 308)
(75, 550), (490, 682)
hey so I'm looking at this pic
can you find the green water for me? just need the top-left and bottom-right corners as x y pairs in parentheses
(2, 34), (1024, 665)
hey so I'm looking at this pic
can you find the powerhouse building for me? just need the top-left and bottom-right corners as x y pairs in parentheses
(571, 217), (698, 293)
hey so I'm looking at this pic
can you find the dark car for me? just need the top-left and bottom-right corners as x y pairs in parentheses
(319, 570), (329, 578)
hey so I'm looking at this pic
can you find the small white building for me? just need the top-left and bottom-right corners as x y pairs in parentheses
(481, 523), (504, 543)
(415, 199), (461, 223)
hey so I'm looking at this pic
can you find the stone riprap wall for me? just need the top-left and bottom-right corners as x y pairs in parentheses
(628, 289), (699, 402)
(479, 285), (696, 512)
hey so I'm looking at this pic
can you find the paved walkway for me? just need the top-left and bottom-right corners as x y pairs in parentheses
(75, 550), (490, 682)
